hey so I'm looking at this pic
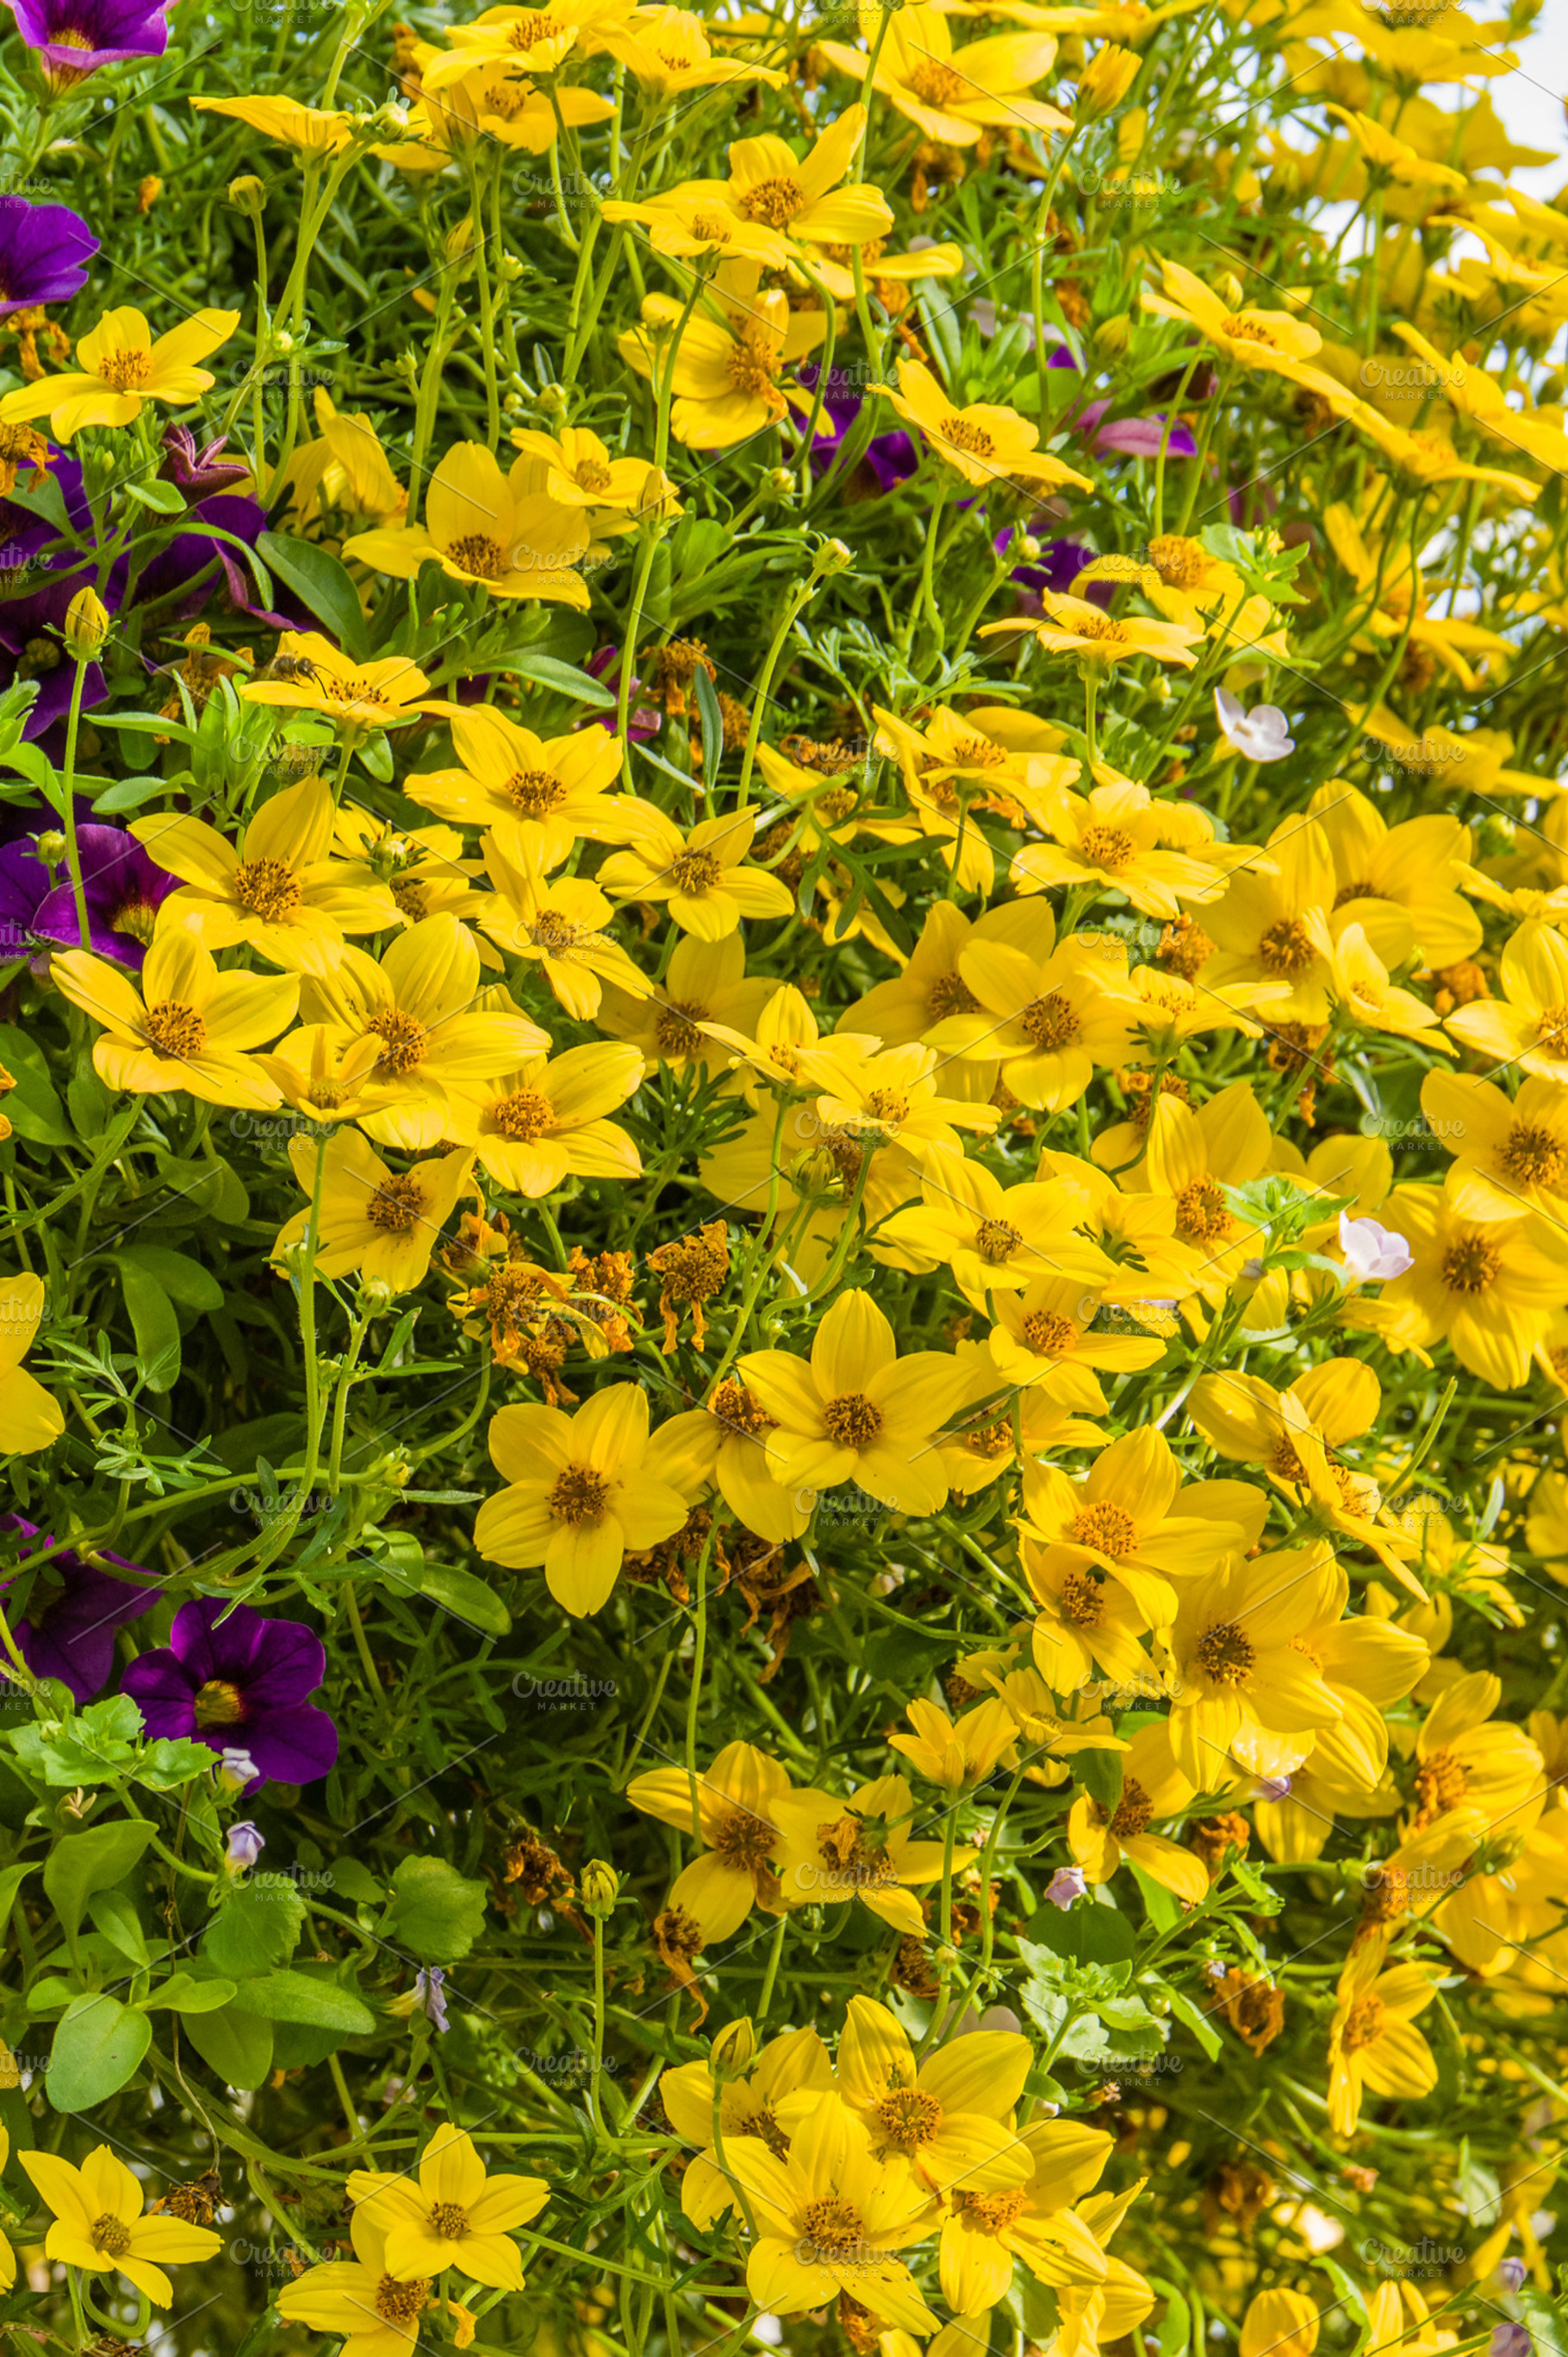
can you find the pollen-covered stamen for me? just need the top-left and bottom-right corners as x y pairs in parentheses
(1078, 824), (1136, 870)
(1058, 1567), (1104, 1627)
(507, 768), (569, 816)
(823, 1391), (882, 1447)
(1176, 1176), (1231, 1244)
(655, 1001), (706, 1058)
(669, 848), (725, 894)
(550, 1463), (611, 1525)
(1196, 1620), (1255, 1685)
(366, 1176), (426, 1233)
(1109, 1776), (1153, 1838)
(908, 56), (969, 105)
(802, 2196), (868, 2254)
(90, 2215), (132, 2258)
(1069, 1501), (1136, 1558)
(193, 1678), (246, 1729)
(941, 414), (995, 459)
(1501, 1121), (1565, 1188)
(233, 856), (302, 922)
(393, 880), (428, 920)
(491, 1087), (556, 1141)
(426, 2201), (469, 2240)
(367, 1009), (428, 1073)
(98, 347), (152, 391)
(711, 1378), (776, 1439)
(727, 330), (782, 401)
(741, 173), (806, 227)
(1413, 1745), (1469, 1821)
(1439, 1234), (1501, 1295)
(1225, 317), (1285, 350)
(817, 1816), (897, 1885)
(1339, 1993), (1385, 2052)
(874, 2086), (943, 2150)
(712, 1807), (778, 1868)
(1064, 612), (1131, 646)
(376, 2274), (432, 2324)
(143, 999), (208, 1059)
(1258, 916), (1316, 977)
(447, 533), (508, 581)
(574, 457), (613, 493)
(928, 971), (980, 1018)
(1148, 533), (1208, 588)
(955, 2190), (1029, 2233)
(1019, 991), (1081, 1050)
(975, 1217), (1023, 1264)
(1023, 1309), (1078, 1357)
(1535, 1004), (1568, 1060)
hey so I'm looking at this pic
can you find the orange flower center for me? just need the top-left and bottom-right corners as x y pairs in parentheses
(941, 413), (995, 459)
(1078, 824), (1136, 870)
(426, 2202), (469, 2239)
(1501, 1120), (1564, 1189)
(1019, 990), (1081, 1050)
(366, 1176), (426, 1233)
(233, 855), (302, 922)
(507, 768), (569, 816)
(368, 1009), (427, 1073)
(741, 173), (806, 227)
(1535, 1003), (1568, 1059)
(874, 2086), (943, 2149)
(1023, 1309), (1077, 1357)
(446, 532), (508, 580)
(670, 847), (725, 894)
(1069, 1501), (1136, 1558)
(1258, 916), (1316, 976)
(91, 2214), (133, 2257)
(143, 999), (208, 1059)
(1176, 1176), (1231, 1243)
(98, 347), (152, 391)
(550, 1463), (611, 1525)
(1439, 1234), (1501, 1295)
(823, 1391), (882, 1446)
(376, 2274), (432, 2324)
(975, 1217), (1022, 1264)
(491, 1087), (555, 1141)
(909, 58), (969, 107)
(1340, 1993), (1385, 2052)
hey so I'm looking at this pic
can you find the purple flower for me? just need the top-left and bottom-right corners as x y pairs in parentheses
(793, 364), (918, 493)
(225, 1821), (266, 1871)
(415, 1966), (450, 2032)
(1339, 1211), (1413, 1283)
(159, 425), (252, 500)
(121, 1596), (339, 1794)
(0, 197), (99, 316)
(0, 813), (179, 969)
(1045, 1867), (1088, 1910)
(0, 1515), (159, 1703)
(1071, 400), (1198, 462)
(1490, 2328), (1532, 2357)
(5, 0), (169, 87)
(1497, 2261), (1528, 2293)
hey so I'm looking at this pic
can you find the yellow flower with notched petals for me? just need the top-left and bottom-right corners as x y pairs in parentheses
(1326, 1949), (1439, 2136)
(837, 1994), (1034, 2195)
(277, 2206), (437, 2357)
(597, 804), (795, 938)
(888, 360), (1093, 494)
(190, 92), (355, 153)
(347, 2122), (548, 2290)
(940, 2117), (1113, 2316)
(273, 1129), (476, 1295)
(444, 1042), (643, 1197)
(0, 305), (238, 439)
(1165, 1542), (1347, 1785)
(22, 2144), (221, 2307)
(599, 5), (787, 93)
(718, 104), (893, 252)
(627, 1739), (837, 1943)
(818, 6), (1068, 146)
(1372, 1178), (1568, 1391)
(770, 1771), (949, 1936)
(474, 1384), (692, 1614)
(479, 825), (651, 1021)
(620, 284), (825, 450)
(1140, 258), (1336, 390)
(241, 634), (439, 740)
(408, 705), (644, 864)
(725, 2095), (937, 2331)
(53, 928), (298, 1110)
(345, 443), (590, 606)
(660, 2027), (836, 2225)
(984, 589), (1202, 669)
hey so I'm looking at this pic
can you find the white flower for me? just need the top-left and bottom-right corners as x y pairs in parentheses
(1338, 1210), (1413, 1281)
(1214, 687), (1295, 762)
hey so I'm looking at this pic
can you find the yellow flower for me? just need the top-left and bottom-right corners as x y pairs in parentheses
(846, 898), (1066, 1049)
(1326, 1950), (1439, 2135)
(190, 93), (356, 153)
(347, 2123), (548, 2289)
(1119, 1084), (1273, 1301)
(1421, 1068), (1568, 1227)
(725, 2096), (936, 2330)
(258, 1023), (418, 1130)
(1241, 2289), (1322, 2357)
(619, 284), (824, 449)
(478, 835), (651, 1018)
(417, 0), (634, 89)
(1011, 778), (1233, 914)
(408, 706), (641, 861)
(275, 1129), (476, 1294)
(888, 1692), (1018, 1788)
(130, 777), (398, 975)
(345, 444), (590, 605)
(444, 1042), (642, 1197)
(1375, 1178), (1568, 1390)
(1322, 394), (1540, 501)
(1408, 1669), (1546, 1841)
(718, 104), (893, 251)
(1307, 781), (1481, 969)
(22, 2144), (221, 2307)
(771, 1771), (949, 1935)
(627, 1739), (837, 1943)
(939, 2118), (1112, 2316)
(819, 5), (1069, 146)
(277, 2206), (437, 2357)
(508, 423), (676, 531)
(600, 4), (787, 92)
(738, 1287), (972, 1517)
(329, 816), (494, 942)
(887, 360), (1093, 494)
(1446, 921), (1568, 1080)
(1141, 258), (1337, 390)
(0, 1273), (62, 1454)
(475, 1384), (692, 1614)
(985, 589), (1202, 669)
(879, 1161), (1117, 1306)
(1165, 1544), (1347, 1784)
(936, 1339), (1106, 1492)
(598, 804), (796, 937)
(53, 927), (297, 1109)
(1068, 1723), (1209, 1906)
(1317, 918), (1453, 1054)
(1200, 812), (1336, 1021)
(241, 633), (439, 740)
(837, 1996), (1034, 2194)
(654, 1377), (816, 1544)
(0, 306), (238, 439)
(660, 2027), (836, 2224)
(601, 184), (796, 268)
(300, 913), (548, 1150)
(922, 929), (1140, 1112)
(988, 1273), (1168, 1390)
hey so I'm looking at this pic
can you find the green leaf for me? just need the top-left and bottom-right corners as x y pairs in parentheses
(138, 1738), (223, 1791)
(502, 649), (616, 706)
(328, 1860), (383, 1906)
(123, 477), (187, 514)
(1166, 1985), (1222, 2061)
(9, 1694), (144, 1786)
(1073, 1744), (1123, 1817)
(383, 1856), (488, 1965)
(46, 1993), (152, 2111)
(1150, 2278), (1192, 2357)
(420, 1561), (512, 1636)
(256, 532), (369, 659)
(87, 1887), (149, 1967)
(183, 2001), (274, 2090)
(229, 1970), (375, 2034)
(44, 1819), (156, 1943)
(0, 1023), (72, 1146)
(121, 1259), (183, 1392)
(691, 661), (723, 791)
(91, 774), (172, 814)
(145, 1973), (240, 2014)
(0, 1862), (37, 1921)
(204, 1874), (307, 1976)
(119, 1244), (223, 1315)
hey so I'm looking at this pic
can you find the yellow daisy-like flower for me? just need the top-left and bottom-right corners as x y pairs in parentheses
(599, 5), (787, 93)
(22, 2144), (221, 2308)
(725, 2096), (936, 2332)
(328, 816), (493, 941)
(600, 184), (797, 268)
(1374, 1178), (1568, 1390)
(1317, 918), (1454, 1054)
(738, 1287), (972, 1518)
(1165, 1543), (1347, 1785)
(627, 1739), (837, 1943)
(277, 2206), (437, 2357)
(661, 2027), (836, 2225)
(922, 929), (1140, 1112)
(984, 589), (1202, 669)
(241, 633), (439, 741)
(479, 826), (651, 1020)
(445, 1042), (643, 1197)
(619, 284), (824, 450)
(878, 1160), (1117, 1307)
(508, 423), (677, 531)
(1446, 921), (1568, 1081)
(0, 1272), (63, 1455)
(258, 1023), (420, 1130)
(190, 92), (357, 153)
(988, 1273), (1168, 1390)
(474, 1384), (692, 1614)
(347, 2122), (549, 2290)
(129, 776), (399, 975)
(597, 804), (796, 938)
(653, 1376), (816, 1544)
(771, 1771), (949, 1936)
(274, 1130), (476, 1294)
(887, 361), (1093, 493)
(300, 913), (548, 1151)
(345, 443), (590, 606)
(836, 1995), (1034, 2194)
(819, 5), (1069, 146)
(1421, 1067), (1568, 1225)
(939, 2118), (1112, 2317)
(53, 927), (298, 1110)
(888, 1691), (1019, 1789)
(0, 305), (239, 439)
(408, 706), (642, 862)
(1011, 779), (1235, 915)
(417, 0), (633, 87)
(1326, 1949), (1439, 2136)
(1068, 1722), (1209, 1906)
(597, 929), (773, 1078)
(1140, 258), (1337, 391)
(716, 104), (893, 251)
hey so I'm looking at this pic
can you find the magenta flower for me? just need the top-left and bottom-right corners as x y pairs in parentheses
(0, 813), (179, 969)
(121, 1597), (339, 1794)
(159, 424), (252, 500)
(5, 0), (169, 87)
(0, 196), (98, 315)
(1, 1515), (159, 1703)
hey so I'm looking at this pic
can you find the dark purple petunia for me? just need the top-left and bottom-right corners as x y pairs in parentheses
(794, 363), (918, 492)
(121, 1597), (339, 1794)
(132, 491), (295, 626)
(0, 196), (99, 316)
(5, 0), (169, 87)
(159, 424), (252, 501)
(1, 1514), (160, 1704)
(0, 812), (178, 968)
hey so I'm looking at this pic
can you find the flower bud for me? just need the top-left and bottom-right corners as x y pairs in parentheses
(813, 538), (854, 577)
(228, 176), (266, 218)
(765, 466), (796, 500)
(225, 1820), (265, 1873)
(217, 1747), (260, 1795)
(708, 2017), (757, 2081)
(1078, 41), (1139, 114)
(580, 1859), (619, 1919)
(1094, 313), (1130, 356)
(1215, 271), (1246, 312)
(445, 216), (476, 264)
(35, 829), (66, 866)
(64, 587), (109, 662)
(359, 1277), (395, 1315)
